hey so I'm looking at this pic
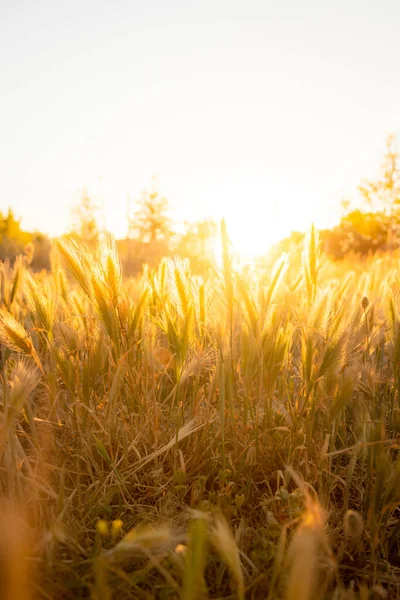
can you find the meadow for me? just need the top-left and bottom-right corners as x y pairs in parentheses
(0, 225), (400, 599)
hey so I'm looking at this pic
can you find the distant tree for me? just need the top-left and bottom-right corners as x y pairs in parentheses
(71, 190), (99, 243)
(322, 210), (391, 258)
(318, 135), (400, 258)
(339, 197), (351, 217)
(120, 183), (173, 273)
(0, 209), (51, 269)
(31, 233), (51, 271)
(176, 219), (217, 273)
(358, 134), (400, 249)
(192, 219), (218, 256)
(128, 183), (172, 244)
(0, 209), (31, 260)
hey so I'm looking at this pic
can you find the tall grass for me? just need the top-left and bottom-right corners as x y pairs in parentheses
(0, 229), (400, 598)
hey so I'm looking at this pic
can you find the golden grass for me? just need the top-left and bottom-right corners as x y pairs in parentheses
(0, 232), (400, 598)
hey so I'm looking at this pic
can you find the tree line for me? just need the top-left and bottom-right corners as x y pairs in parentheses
(0, 184), (218, 274)
(2, 134), (400, 271)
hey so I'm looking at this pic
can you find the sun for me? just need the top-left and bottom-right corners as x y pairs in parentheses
(211, 189), (335, 259)
(225, 214), (288, 259)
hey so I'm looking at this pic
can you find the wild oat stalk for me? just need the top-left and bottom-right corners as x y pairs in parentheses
(302, 223), (321, 306)
(26, 274), (57, 336)
(0, 309), (43, 373)
(0, 358), (41, 453)
(220, 219), (234, 357)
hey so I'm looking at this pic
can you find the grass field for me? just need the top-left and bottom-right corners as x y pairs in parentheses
(0, 226), (400, 599)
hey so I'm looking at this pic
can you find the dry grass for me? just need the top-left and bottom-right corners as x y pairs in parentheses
(0, 231), (400, 599)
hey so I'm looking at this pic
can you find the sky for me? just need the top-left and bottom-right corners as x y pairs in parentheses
(1, 0), (400, 256)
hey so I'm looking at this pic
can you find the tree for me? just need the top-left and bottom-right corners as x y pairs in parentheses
(0, 209), (51, 269)
(322, 210), (391, 258)
(176, 219), (217, 273)
(0, 209), (31, 261)
(71, 190), (99, 243)
(128, 183), (172, 244)
(358, 134), (400, 250)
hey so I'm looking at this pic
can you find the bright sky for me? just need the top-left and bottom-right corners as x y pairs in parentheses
(1, 0), (400, 256)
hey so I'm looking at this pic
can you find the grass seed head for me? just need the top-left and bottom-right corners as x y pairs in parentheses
(361, 296), (369, 311)
(0, 310), (34, 355)
(343, 510), (364, 540)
